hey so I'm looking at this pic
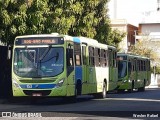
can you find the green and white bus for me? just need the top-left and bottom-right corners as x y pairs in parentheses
(117, 53), (151, 92)
(12, 33), (118, 99)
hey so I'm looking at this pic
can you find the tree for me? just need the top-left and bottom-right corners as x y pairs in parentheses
(0, 0), (124, 47)
(130, 39), (160, 73)
(0, 0), (28, 45)
(107, 28), (126, 48)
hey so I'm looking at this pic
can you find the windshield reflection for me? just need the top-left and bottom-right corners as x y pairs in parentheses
(14, 47), (64, 77)
(118, 61), (127, 78)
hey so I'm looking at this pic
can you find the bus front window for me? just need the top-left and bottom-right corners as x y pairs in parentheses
(14, 47), (64, 77)
(118, 61), (127, 78)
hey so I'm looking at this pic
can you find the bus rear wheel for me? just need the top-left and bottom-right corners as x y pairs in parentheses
(138, 80), (145, 92)
(128, 81), (134, 93)
(94, 82), (107, 99)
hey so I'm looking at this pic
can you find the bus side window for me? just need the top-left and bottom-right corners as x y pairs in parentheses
(128, 62), (132, 75)
(74, 43), (81, 66)
(109, 50), (112, 67)
(82, 46), (86, 65)
(89, 46), (95, 66)
(114, 51), (117, 68)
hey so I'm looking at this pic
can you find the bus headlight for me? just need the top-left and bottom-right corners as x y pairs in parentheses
(13, 80), (20, 88)
(56, 78), (65, 88)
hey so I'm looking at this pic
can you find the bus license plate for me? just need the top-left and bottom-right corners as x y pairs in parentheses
(32, 93), (42, 96)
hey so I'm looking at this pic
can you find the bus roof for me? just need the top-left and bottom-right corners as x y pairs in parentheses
(108, 45), (116, 50)
(78, 37), (98, 46)
(15, 34), (74, 41)
(78, 37), (113, 49)
(15, 34), (116, 50)
(117, 53), (150, 60)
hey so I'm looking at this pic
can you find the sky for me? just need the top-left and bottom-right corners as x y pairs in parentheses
(108, 0), (160, 26)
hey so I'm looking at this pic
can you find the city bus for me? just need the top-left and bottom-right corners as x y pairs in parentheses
(11, 33), (118, 100)
(117, 53), (151, 92)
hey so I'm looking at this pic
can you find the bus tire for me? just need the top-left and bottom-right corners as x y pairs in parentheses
(102, 82), (107, 98)
(94, 82), (107, 99)
(128, 80), (134, 93)
(138, 80), (145, 92)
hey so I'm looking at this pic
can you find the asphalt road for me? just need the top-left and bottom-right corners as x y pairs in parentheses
(0, 87), (160, 119)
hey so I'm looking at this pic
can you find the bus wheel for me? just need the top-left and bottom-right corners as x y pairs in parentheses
(128, 81), (134, 93)
(94, 82), (106, 99)
(138, 80), (145, 92)
(102, 82), (107, 98)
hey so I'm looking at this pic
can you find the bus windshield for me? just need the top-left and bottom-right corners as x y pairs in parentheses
(13, 47), (64, 78)
(118, 61), (127, 78)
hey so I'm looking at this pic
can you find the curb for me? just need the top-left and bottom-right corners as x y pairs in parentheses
(146, 85), (159, 88)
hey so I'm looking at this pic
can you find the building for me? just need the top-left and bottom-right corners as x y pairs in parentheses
(138, 23), (160, 38)
(110, 19), (138, 52)
(137, 23), (160, 48)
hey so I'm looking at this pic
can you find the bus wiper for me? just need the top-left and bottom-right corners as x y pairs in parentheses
(39, 46), (52, 61)
(40, 52), (59, 63)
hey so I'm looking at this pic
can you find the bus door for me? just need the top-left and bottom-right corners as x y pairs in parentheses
(147, 60), (151, 86)
(134, 58), (138, 82)
(88, 46), (95, 93)
(108, 49), (117, 90)
(66, 42), (75, 96)
(74, 42), (83, 95)
(131, 58), (136, 82)
(135, 59), (139, 87)
(128, 59), (132, 81)
(81, 44), (89, 94)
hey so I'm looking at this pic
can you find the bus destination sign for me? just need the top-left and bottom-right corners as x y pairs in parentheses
(15, 37), (64, 45)
(22, 39), (56, 44)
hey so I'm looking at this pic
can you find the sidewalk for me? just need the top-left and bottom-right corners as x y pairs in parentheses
(146, 84), (159, 88)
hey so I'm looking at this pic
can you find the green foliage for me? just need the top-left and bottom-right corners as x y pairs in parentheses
(129, 40), (160, 73)
(0, 0), (124, 47)
(107, 28), (126, 47)
(129, 40), (158, 59)
(150, 66), (160, 74)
